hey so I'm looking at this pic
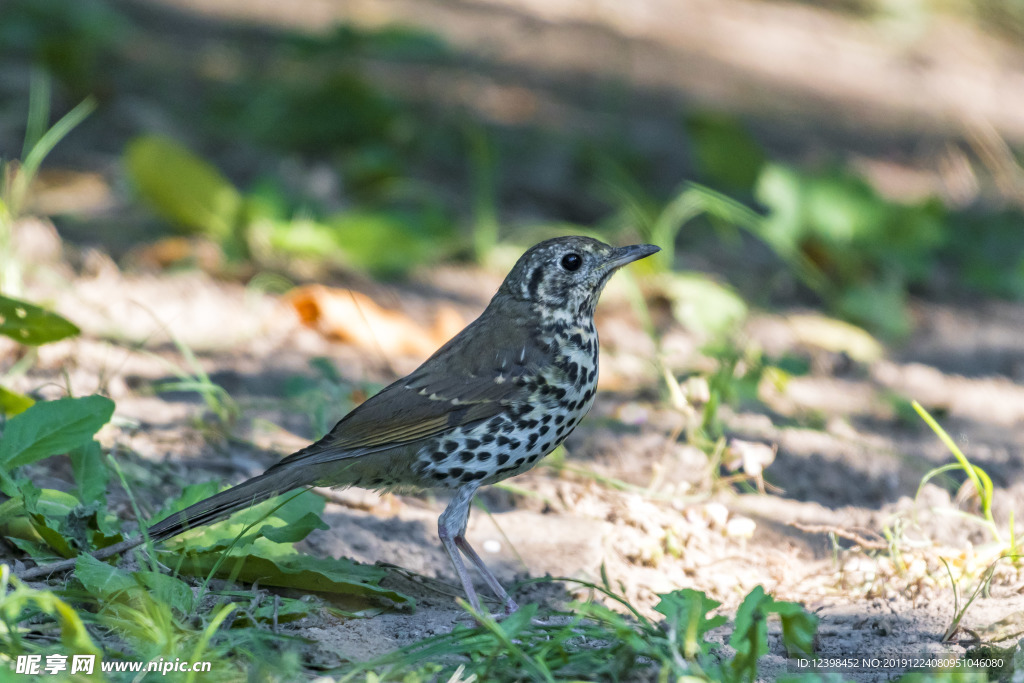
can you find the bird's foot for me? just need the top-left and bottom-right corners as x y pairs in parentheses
(457, 596), (520, 624)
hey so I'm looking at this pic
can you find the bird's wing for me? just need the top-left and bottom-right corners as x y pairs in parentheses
(270, 306), (548, 469)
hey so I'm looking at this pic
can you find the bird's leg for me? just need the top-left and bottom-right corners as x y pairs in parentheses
(438, 485), (483, 613)
(438, 484), (518, 616)
(454, 535), (518, 616)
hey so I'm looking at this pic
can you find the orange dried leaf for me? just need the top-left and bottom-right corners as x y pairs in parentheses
(287, 285), (464, 360)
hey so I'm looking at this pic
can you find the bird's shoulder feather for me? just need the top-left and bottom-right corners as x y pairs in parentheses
(271, 302), (551, 469)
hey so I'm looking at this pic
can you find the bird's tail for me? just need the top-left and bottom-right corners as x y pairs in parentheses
(146, 468), (310, 542)
(17, 464), (315, 581)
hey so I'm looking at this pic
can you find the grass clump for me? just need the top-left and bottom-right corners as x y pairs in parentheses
(336, 580), (817, 682)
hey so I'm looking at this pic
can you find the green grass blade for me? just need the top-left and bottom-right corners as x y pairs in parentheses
(185, 602), (235, 683)
(9, 97), (97, 218)
(912, 401), (1000, 541)
(22, 69), (51, 162)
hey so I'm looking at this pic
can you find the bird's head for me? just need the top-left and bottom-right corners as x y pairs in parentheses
(499, 236), (659, 318)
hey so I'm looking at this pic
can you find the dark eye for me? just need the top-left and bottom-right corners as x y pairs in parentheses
(560, 253), (582, 271)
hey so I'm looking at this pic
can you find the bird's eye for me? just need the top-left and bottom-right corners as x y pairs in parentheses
(560, 253), (582, 271)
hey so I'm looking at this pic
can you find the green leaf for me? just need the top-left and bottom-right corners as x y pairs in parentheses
(654, 588), (727, 659)
(70, 440), (108, 503)
(659, 272), (748, 339)
(84, 507), (124, 549)
(773, 600), (817, 659)
(0, 482), (88, 557)
(0, 386), (35, 416)
(163, 548), (413, 608)
(497, 601), (537, 639)
(21, 485), (82, 558)
(158, 488), (411, 608)
(725, 587), (818, 680)
(261, 511), (328, 543)
(0, 496), (24, 528)
(28, 515), (74, 557)
(75, 553), (137, 600)
(135, 571), (195, 615)
(6, 535), (53, 559)
(805, 171), (885, 245)
(124, 135), (242, 239)
(0, 395), (115, 470)
(784, 314), (884, 364)
(728, 586), (773, 682)
(318, 208), (451, 275)
(0, 295), (79, 346)
(20, 484), (80, 519)
(835, 279), (911, 340)
(148, 481), (220, 524)
(159, 487), (326, 549)
(754, 163), (807, 254)
(262, 217), (336, 257)
(274, 208), (452, 275)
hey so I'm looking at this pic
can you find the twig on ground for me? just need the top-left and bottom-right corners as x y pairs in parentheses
(789, 522), (890, 550)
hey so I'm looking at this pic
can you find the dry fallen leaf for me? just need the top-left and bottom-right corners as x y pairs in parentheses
(28, 168), (114, 215)
(287, 284), (464, 360)
(786, 313), (884, 363)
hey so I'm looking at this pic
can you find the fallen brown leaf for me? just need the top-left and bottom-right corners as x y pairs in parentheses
(28, 168), (113, 215)
(287, 284), (464, 360)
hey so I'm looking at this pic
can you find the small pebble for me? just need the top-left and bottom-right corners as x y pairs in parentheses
(725, 516), (757, 539)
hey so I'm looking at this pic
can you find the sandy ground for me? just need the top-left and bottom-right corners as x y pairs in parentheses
(6, 215), (1024, 680)
(4, 0), (1024, 679)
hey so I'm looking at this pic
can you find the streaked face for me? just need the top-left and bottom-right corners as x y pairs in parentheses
(502, 236), (659, 317)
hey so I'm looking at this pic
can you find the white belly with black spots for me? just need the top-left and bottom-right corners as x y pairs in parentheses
(412, 322), (599, 489)
(414, 384), (596, 489)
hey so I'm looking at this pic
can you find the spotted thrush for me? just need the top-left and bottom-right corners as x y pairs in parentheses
(19, 236), (659, 614)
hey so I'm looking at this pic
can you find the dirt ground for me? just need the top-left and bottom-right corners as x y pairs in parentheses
(5, 0), (1024, 680)
(9, 215), (1024, 680)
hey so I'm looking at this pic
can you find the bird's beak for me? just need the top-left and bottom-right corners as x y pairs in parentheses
(604, 243), (660, 270)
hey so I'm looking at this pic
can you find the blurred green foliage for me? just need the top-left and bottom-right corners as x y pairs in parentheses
(287, 24), (449, 61)
(685, 112), (766, 194)
(679, 111), (1024, 339)
(943, 208), (1024, 299)
(971, 0), (1024, 42)
(284, 358), (358, 439)
(655, 272), (749, 340)
(0, 0), (129, 96)
(4, 0), (1024, 342)
(224, 72), (401, 155)
(754, 161), (946, 338)
(125, 136), (243, 243)
(206, 25), (446, 166)
(124, 135), (455, 276)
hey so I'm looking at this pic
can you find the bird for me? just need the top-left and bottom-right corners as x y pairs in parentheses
(18, 236), (659, 615)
